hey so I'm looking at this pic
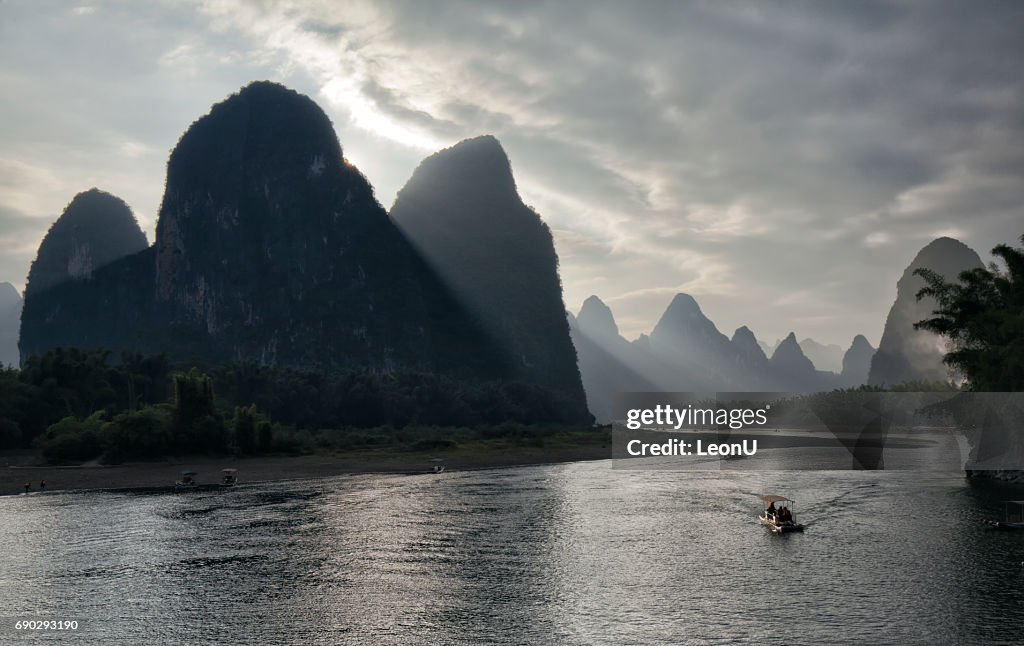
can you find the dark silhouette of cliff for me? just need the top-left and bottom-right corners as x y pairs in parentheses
(152, 81), (437, 370)
(24, 188), (148, 296)
(19, 83), (589, 422)
(19, 190), (151, 363)
(840, 334), (875, 387)
(391, 135), (588, 414)
(868, 237), (983, 386)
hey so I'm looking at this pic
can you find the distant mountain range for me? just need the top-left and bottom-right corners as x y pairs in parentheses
(569, 292), (878, 420)
(798, 338), (844, 373)
(570, 235), (983, 421)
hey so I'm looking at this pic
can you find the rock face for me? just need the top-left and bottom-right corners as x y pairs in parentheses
(868, 237), (983, 386)
(153, 81), (431, 370)
(0, 282), (21, 367)
(25, 189), (147, 296)
(840, 334), (875, 387)
(20, 191), (151, 362)
(391, 135), (587, 413)
(799, 338), (844, 373)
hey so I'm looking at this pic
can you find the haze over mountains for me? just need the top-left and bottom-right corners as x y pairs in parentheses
(569, 234), (982, 422)
(569, 291), (883, 421)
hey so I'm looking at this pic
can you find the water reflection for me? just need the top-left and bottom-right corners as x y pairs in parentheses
(0, 463), (1023, 644)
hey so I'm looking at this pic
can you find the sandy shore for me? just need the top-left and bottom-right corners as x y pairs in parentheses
(1, 445), (612, 496)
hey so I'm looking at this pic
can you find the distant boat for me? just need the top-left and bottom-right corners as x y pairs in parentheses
(174, 471), (198, 489)
(758, 494), (805, 534)
(221, 468), (238, 486)
(987, 500), (1024, 530)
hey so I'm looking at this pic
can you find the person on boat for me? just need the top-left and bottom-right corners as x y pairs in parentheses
(779, 507), (791, 523)
(766, 501), (777, 520)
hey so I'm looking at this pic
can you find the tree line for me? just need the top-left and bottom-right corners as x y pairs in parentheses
(0, 348), (589, 463)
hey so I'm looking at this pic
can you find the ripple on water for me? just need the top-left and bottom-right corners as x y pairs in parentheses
(1, 463), (1023, 644)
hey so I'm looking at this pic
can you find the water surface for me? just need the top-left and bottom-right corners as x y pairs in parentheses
(2, 461), (1023, 644)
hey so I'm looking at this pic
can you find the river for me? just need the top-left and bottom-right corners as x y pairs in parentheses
(2, 460), (1023, 644)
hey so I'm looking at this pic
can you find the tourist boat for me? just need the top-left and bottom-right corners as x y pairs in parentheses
(758, 494), (805, 533)
(221, 469), (238, 486)
(987, 500), (1024, 530)
(175, 471), (198, 488)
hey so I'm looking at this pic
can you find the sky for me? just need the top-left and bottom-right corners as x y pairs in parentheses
(1, 0), (1022, 348)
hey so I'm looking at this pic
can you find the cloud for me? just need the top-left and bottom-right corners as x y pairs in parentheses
(1, 0), (1022, 347)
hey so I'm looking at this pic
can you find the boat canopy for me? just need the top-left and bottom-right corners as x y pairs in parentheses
(1006, 500), (1024, 505)
(222, 468), (237, 474)
(759, 495), (793, 503)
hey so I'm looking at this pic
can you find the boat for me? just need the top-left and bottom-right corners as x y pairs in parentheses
(221, 468), (238, 486)
(174, 471), (198, 488)
(987, 500), (1024, 530)
(758, 494), (805, 533)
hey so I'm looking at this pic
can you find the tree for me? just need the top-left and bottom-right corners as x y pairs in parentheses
(171, 368), (225, 453)
(914, 234), (1024, 391)
(232, 405), (260, 454)
(103, 405), (173, 462)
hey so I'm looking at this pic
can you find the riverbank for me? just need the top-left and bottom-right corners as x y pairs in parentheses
(1, 441), (612, 496)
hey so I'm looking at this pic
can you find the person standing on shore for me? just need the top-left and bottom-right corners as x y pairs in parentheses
(23, 482), (30, 494)
(40, 479), (46, 491)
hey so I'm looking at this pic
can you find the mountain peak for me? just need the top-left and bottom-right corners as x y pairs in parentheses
(798, 337), (844, 373)
(731, 325), (767, 360)
(26, 189), (147, 295)
(655, 293), (707, 325)
(577, 295), (619, 338)
(868, 237), (982, 385)
(0, 282), (19, 304)
(917, 236), (974, 256)
(850, 334), (873, 349)
(841, 334), (876, 386)
(731, 325), (757, 345)
(771, 332), (815, 369)
(394, 135), (516, 210)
